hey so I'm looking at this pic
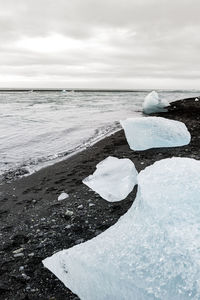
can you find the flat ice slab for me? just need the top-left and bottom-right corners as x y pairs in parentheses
(143, 90), (170, 114)
(43, 157), (200, 300)
(121, 116), (191, 150)
(82, 156), (138, 202)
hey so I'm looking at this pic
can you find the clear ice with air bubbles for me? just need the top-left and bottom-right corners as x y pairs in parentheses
(43, 157), (200, 300)
(120, 116), (191, 151)
(143, 90), (170, 114)
(82, 156), (138, 202)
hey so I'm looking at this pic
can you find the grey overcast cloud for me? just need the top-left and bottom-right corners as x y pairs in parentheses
(0, 0), (200, 89)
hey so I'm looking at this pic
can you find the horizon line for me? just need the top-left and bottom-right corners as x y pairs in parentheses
(0, 88), (199, 93)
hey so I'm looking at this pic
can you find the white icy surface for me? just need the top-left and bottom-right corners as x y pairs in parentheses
(143, 91), (170, 114)
(121, 116), (191, 150)
(58, 192), (69, 201)
(82, 156), (138, 202)
(43, 157), (200, 300)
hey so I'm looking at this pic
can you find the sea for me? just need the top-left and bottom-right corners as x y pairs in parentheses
(0, 89), (200, 181)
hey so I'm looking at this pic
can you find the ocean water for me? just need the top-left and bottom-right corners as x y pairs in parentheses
(0, 90), (199, 180)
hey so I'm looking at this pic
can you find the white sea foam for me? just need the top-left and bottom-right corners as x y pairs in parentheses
(0, 91), (143, 179)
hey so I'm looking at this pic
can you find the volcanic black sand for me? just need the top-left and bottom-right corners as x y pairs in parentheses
(0, 97), (200, 300)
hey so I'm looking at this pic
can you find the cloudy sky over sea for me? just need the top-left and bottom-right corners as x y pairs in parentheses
(0, 0), (199, 89)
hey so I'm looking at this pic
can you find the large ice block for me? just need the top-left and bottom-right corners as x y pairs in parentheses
(143, 91), (170, 114)
(120, 116), (191, 150)
(43, 157), (200, 300)
(82, 156), (138, 202)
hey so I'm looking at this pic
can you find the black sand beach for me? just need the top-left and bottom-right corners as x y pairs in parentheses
(0, 97), (200, 300)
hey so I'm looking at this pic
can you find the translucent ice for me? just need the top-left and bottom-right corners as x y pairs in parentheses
(143, 91), (170, 114)
(121, 116), (191, 150)
(43, 158), (200, 300)
(82, 156), (138, 202)
(58, 192), (69, 201)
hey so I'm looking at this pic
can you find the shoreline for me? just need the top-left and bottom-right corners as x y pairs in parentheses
(1, 122), (121, 184)
(0, 97), (200, 299)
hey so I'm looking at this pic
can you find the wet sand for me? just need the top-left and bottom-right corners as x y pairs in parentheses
(0, 97), (200, 300)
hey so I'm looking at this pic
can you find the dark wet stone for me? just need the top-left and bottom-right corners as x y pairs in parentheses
(12, 233), (29, 247)
(0, 280), (11, 292)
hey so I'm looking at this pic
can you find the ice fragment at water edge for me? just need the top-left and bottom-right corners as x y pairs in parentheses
(143, 90), (170, 114)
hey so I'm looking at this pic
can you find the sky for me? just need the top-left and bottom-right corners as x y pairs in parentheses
(0, 0), (200, 89)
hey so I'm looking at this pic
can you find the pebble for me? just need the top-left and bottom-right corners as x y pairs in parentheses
(65, 210), (73, 217)
(22, 273), (30, 281)
(0, 281), (10, 292)
(19, 266), (24, 271)
(89, 203), (95, 207)
(14, 253), (24, 258)
(65, 225), (72, 229)
(75, 238), (84, 245)
(13, 247), (24, 254)
(95, 230), (102, 236)
(77, 204), (83, 209)
(30, 288), (39, 293)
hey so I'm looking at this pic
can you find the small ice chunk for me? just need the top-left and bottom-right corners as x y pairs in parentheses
(143, 91), (170, 114)
(121, 116), (191, 150)
(83, 156), (138, 202)
(58, 192), (69, 201)
(43, 158), (200, 300)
